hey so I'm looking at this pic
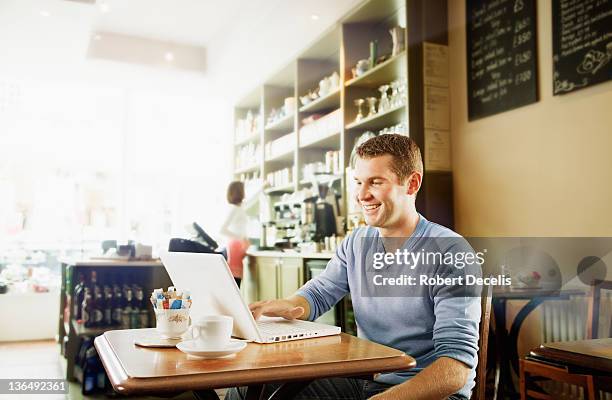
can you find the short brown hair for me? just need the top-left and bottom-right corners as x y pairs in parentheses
(356, 134), (423, 183)
(227, 181), (245, 205)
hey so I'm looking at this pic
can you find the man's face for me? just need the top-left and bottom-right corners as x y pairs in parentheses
(354, 155), (419, 230)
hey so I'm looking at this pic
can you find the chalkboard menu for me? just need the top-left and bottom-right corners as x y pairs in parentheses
(552, 0), (612, 95)
(466, 0), (538, 120)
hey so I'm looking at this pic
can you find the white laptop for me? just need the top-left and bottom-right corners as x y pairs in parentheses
(159, 251), (341, 343)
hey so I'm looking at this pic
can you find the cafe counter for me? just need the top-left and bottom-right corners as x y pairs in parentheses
(245, 250), (333, 302)
(244, 250), (355, 333)
(247, 250), (335, 259)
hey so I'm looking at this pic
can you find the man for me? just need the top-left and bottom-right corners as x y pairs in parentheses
(228, 134), (481, 400)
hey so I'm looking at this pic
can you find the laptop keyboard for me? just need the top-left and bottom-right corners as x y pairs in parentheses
(257, 319), (320, 335)
(256, 319), (340, 342)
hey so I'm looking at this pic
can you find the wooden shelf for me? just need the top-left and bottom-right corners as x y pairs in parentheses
(234, 163), (260, 175)
(265, 149), (294, 164)
(72, 319), (114, 337)
(300, 173), (343, 186)
(345, 103), (406, 131)
(299, 129), (340, 149)
(235, 132), (261, 146)
(265, 114), (294, 132)
(299, 89), (341, 113)
(345, 51), (406, 89)
(65, 259), (163, 267)
(272, 198), (304, 207)
(265, 183), (295, 195)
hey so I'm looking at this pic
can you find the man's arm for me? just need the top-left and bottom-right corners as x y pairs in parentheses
(369, 357), (470, 400)
(248, 233), (353, 321)
(374, 239), (481, 399)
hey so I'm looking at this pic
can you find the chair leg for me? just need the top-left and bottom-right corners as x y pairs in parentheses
(586, 376), (598, 400)
(519, 360), (528, 400)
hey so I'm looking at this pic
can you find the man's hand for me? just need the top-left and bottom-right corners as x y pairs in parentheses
(248, 295), (310, 321)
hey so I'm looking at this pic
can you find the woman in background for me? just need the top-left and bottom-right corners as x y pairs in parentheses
(220, 181), (251, 287)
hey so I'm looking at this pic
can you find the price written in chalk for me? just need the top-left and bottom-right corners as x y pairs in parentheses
(466, 0), (538, 119)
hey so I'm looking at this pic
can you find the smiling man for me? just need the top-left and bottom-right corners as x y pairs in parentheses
(228, 134), (481, 400)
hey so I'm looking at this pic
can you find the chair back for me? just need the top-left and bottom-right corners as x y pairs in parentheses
(471, 280), (493, 400)
(586, 279), (612, 339)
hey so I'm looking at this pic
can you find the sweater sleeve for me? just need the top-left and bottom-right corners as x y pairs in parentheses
(295, 236), (351, 321)
(430, 240), (481, 369)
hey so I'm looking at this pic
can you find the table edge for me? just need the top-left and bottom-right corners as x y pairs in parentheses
(95, 333), (416, 395)
(94, 334), (133, 394)
(530, 343), (612, 374)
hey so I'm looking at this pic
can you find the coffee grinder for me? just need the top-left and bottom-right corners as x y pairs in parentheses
(312, 173), (339, 241)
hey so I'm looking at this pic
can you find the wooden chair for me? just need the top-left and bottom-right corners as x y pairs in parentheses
(519, 280), (612, 400)
(587, 279), (612, 340)
(471, 281), (493, 400)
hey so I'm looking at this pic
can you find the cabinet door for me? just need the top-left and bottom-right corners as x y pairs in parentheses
(255, 257), (279, 301)
(278, 258), (303, 299)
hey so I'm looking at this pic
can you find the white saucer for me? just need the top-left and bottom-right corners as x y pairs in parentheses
(176, 339), (247, 358)
(134, 331), (187, 348)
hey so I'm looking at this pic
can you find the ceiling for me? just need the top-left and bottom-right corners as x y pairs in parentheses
(0, 0), (363, 100)
(92, 0), (253, 47)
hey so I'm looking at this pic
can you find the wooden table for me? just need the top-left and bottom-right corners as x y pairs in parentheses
(530, 338), (612, 374)
(94, 328), (415, 399)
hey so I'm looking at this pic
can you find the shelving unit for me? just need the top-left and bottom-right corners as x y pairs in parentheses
(344, 50), (406, 88)
(233, 85), (264, 195)
(265, 114), (294, 132)
(58, 259), (172, 382)
(264, 183), (295, 195)
(232, 0), (453, 229)
(234, 132), (260, 147)
(299, 130), (340, 149)
(299, 89), (341, 113)
(71, 318), (109, 337)
(299, 173), (343, 188)
(265, 149), (294, 164)
(234, 164), (260, 175)
(345, 103), (406, 131)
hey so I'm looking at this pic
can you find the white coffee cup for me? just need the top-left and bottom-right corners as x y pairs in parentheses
(189, 315), (233, 349)
(155, 309), (190, 339)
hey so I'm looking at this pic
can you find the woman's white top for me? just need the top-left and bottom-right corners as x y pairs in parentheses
(219, 204), (248, 240)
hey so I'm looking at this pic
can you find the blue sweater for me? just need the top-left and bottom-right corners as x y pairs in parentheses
(296, 215), (481, 399)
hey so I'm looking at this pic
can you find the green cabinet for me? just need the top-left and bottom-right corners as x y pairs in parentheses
(278, 257), (303, 299)
(254, 256), (303, 301)
(255, 256), (279, 300)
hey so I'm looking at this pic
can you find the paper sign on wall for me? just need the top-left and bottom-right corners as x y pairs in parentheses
(425, 129), (451, 172)
(423, 42), (449, 88)
(424, 86), (450, 131)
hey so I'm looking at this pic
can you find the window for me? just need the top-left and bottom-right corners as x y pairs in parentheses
(0, 78), (230, 279)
